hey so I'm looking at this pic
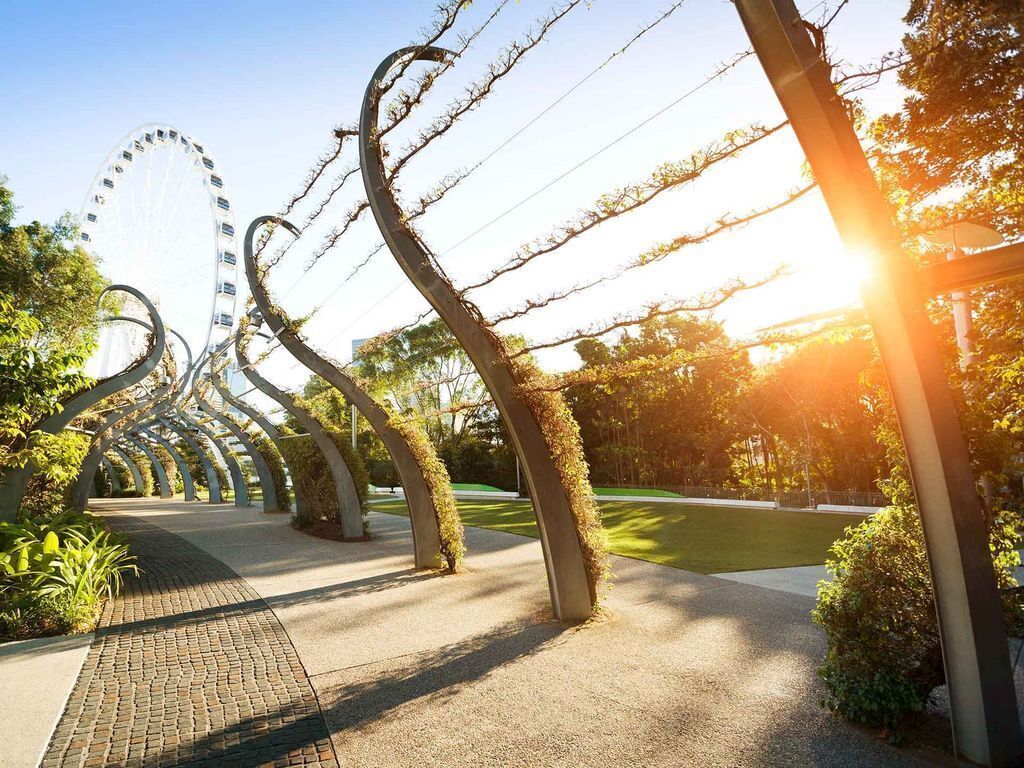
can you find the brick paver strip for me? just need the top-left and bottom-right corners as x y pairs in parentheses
(41, 516), (338, 768)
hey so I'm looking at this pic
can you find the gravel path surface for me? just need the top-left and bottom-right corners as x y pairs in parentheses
(76, 498), (936, 768)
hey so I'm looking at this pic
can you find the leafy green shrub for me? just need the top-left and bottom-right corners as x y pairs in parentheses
(153, 445), (178, 495)
(0, 510), (136, 639)
(19, 430), (90, 518)
(174, 440), (202, 489)
(390, 416), (464, 570)
(106, 453), (132, 492)
(92, 466), (112, 498)
(252, 433), (291, 513)
(812, 502), (1023, 729)
(280, 428), (370, 533)
(128, 452), (154, 497)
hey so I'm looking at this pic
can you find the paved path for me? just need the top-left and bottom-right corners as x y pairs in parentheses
(50, 497), (933, 768)
(715, 557), (1024, 600)
(0, 633), (92, 768)
(714, 565), (828, 598)
(40, 515), (336, 768)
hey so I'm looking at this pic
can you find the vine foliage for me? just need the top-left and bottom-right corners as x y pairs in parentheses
(278, 426), (371, 536)
(251, 433), (292, 514)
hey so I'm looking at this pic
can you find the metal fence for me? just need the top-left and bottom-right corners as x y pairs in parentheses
(609, 484), (886, 509)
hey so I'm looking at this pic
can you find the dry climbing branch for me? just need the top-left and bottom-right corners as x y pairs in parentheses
(487, 182), (815, 325)
(379, 0), (513, 140)
(511, 268), (788, 356)
(465, 121), (789, 292)
(387, 0), (587, 181)
(524, 316), (859, 394)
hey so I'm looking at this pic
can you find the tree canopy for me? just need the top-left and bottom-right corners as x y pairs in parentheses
(0, 177), (107, 352)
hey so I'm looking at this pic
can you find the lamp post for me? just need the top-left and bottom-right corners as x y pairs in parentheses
(922, 222), (1005, 369)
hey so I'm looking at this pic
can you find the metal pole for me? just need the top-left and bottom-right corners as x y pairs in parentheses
(733, 2), (1021, 764)
(351, 404), (358, 452)
(804, 461), (813, 509)
(948, 249), (976, 368)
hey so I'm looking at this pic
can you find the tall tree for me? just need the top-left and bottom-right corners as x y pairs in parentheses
(0, 178), (107, 352)
(567, 315), (752, 488)
(740, 336), (885, 496)
(873, 0), (1024, 497)
(354, 318), (490, 447)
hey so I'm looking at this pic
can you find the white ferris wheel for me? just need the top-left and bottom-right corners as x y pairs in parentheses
(79, 123), (239, 378)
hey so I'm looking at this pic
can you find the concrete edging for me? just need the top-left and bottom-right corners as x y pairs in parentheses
(0, 632), (94, 768)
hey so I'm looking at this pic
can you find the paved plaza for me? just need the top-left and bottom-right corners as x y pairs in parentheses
(10, 497), (943, 767)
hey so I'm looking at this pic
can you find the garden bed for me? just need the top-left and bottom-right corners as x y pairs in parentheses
(0, 511), (136, 642)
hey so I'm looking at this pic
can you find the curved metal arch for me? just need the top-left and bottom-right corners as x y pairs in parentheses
(70, 312), (185, 510)
(733, 2), (1021, 762)
(0, 284), (166, 520)
(359, 48), (596, 619)
(122, 433), (171, 498)
(191, 352), (281, 512)
(108, 444), (144, 495)
(207, 337), (294, 515)
(68, 376), (171, 510)
(41, 285), (167, 433)
(138, 426), (194, 501)
(165, 326), (195, 398)
(75, 379), (176, 511)
(243, 217), (444, 567)
(175, 410), (248, 506)
(155, 417), (221, 503)
(100, 455), (121, 494)
(235, 312), (364, 538)
(152, 325), (222, 503)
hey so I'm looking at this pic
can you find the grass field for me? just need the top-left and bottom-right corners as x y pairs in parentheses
(371, 497), (865, 573)
(451, 482), (506, 492)
(592, 487), (682, 498)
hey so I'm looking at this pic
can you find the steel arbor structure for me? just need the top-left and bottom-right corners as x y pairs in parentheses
(191, 357), (280, 512)
(359, 47), (595, 621)
(156, 417), (223, 503)
(733, 1), (1022, 764)
(69, 377), (171, 511)
(109, 445), (144, 493)
(233, 313), (366, 538)
(207, 338), (296, 515)
(138, 426), (195, 501)
(180, 411), (249, 506)
(100, 456), (122, 494)
(243, 217), (444, 567)
(0, 285), (166, 521)
(122, 434), (171, 499)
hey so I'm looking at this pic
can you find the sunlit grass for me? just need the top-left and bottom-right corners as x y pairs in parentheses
(592, 487), (682, 498)
(371, 497), (864, 573)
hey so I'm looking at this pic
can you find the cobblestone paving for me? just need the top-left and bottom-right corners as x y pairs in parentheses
(40, 516), (338, 768)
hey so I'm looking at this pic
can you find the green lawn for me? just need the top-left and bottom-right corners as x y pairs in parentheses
(592, 486), (682, 498)
(371, 497), (865, 573)
(451, 482), (507, 492)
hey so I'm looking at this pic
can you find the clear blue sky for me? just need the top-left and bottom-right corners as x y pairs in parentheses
(1, 0), (909, 392)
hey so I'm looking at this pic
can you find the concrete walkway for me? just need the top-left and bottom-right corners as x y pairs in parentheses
(714, 565), (828, 598)
(29, 496), (933, 768)
(0, 633), (92, 768)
